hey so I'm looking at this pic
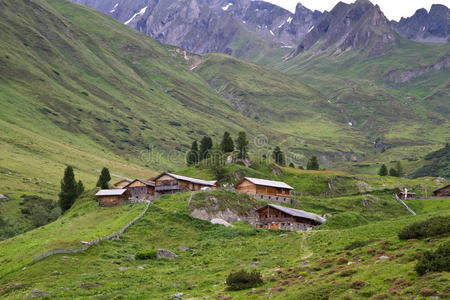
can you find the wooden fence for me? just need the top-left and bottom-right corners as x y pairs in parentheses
(33, 201), (151, 262)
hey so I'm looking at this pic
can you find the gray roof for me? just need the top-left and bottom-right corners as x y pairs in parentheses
(125, 179), (155, 188)
(261, 204), (326, 224)
(95, 189), (128, 196)
(244, 177), (293, 190)
(164, 173), (217, 186)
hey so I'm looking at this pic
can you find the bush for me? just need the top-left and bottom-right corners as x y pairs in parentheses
(135, 249), (157, 260)
(226, 269), (263, 290)
(398, 216), (450, 240)
(344, 239), (376, 250)
(415, 241), (450, 275)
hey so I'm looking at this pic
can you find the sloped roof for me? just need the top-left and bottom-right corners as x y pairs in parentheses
(113, 179), (132, 186)
(125, 179), (155, 188)
(95, 189), (128, 196)
(155, 172), (217, 186)
(241, 177), (293, 190)
(257, 204), (326, 224)
(433, 184), (450, 193)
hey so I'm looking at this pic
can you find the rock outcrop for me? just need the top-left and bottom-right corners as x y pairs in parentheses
(393, 4), (449, 43)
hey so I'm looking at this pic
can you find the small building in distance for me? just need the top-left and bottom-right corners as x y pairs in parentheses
(96, 189), (130, 206)
(254, 204), (325, 231)
(433, 185), (450, 197)
(125, 179), (155, 200)
(113, 179), (132, 189)
(398, 188), (416, 199)
(235, 177), (293, 204)
(154, 173), (218, 195)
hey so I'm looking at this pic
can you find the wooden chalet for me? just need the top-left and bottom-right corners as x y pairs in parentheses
(433, 185), (450, 197)
(254, 204), (325, 231)
(113, 179), (132, 189)
(153, 172), (218, 195)
(235, 177), (293, 204)
(125, 179), (155, 200)
(96, 189), (130, 206)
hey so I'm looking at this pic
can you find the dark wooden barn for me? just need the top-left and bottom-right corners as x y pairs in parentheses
(433, 185), (450, 197)
(153, 173), (218, 195)
(235, 177), (293, 204)
(254, 204), (325, 231)
(95, 189), (130, 206)
(125, 179), (155, 200)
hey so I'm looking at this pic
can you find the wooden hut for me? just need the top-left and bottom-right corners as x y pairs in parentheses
(433, 185), (450, 197)
(234, 177), (293, 204)
(113, 179), (132, 189)
(125, 179), (155, 200)
(154, 173), (218, 195)
(95, 189), (130, 206)
(254, 204), (325, 231)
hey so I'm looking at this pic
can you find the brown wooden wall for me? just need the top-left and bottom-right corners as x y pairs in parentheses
(98, 195), (126, 206)
(236, 179), (290, 197)
(236, 180), (257, 195)
(115, 181), (130, 189)
(434, 186), (450, 196)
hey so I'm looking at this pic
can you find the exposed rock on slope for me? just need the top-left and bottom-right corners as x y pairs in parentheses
(291, 0), (397, 58)
(71, 0), (325, 58)
(393, 4), (449, 43)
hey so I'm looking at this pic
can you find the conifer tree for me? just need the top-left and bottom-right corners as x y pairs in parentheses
(199, 136), (213, 161)
(389, 167), (398, 177)
(378, 164), (388, 176)
(76, 180), (85, 197)
(96, 167), (111, 189)
(59, 166), (78, 213)
(221, 132), (234, 153)
(187, 141), (199, 166)
(396, 161), (404, 177)
(289, 162), (295, 168)
(272, 146), (286, 166)
(307, 155), (319, 170)
(236, 131), (249, 159)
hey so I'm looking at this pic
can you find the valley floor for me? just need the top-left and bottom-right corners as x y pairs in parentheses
(0, 192), (449, 299)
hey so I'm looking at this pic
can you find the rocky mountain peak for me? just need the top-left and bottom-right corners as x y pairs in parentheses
(393, 4), (449, 43)
(291, 0), (396, 58)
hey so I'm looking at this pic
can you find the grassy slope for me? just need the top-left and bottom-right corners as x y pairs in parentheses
(0, 189), (448, 299)
(0, 191), (146, 277)
(270, 37), (450, 173)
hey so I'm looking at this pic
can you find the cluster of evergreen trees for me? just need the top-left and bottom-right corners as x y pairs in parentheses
(59, 166), (112, 213)
(378, 161), (404, 177)
(59, 166), (84, 213)
(187, 131), (249, 166)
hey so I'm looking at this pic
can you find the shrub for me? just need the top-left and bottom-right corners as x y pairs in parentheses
(398, 216), (450, 240)
(226, 269), (262, 290)
(344, 239), (376, 250)
(415, 241), (450, 275)
(135, 249), (157, 260)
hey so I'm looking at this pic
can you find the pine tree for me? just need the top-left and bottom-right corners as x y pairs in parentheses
(199, 136), (213, 161)
(272, 146), (286, 166)
(76, 180), (85, 197)
(389, 167), (398, 177)
(59, 166), (78, 213)
(221, 132), (234, 153)
(378, 164), (388, 176)
(186, 141), (199, 166)
(307, 155), (319, 170)
(396, 161), (404, 177)
(210, 144), (226, 180)
(96, 167), (111, 189)
(236, 131), (249, 159)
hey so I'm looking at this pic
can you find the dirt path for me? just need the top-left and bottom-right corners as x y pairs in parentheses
(299, 231), (314, 260)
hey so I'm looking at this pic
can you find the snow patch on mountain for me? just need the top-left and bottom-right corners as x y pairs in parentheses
(124, 6), (147, 25)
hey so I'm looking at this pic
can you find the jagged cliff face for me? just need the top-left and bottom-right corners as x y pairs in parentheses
(291, 0), (397, 58)
(71, 0), (325, 56)
(393, 4), (449, 43)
